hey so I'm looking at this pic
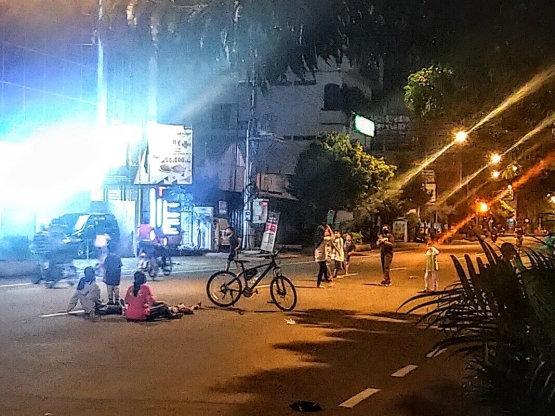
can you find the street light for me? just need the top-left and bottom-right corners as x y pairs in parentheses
(455, 131), (468, 143)
(490, 153), (502, 164)
(492, 170), (501, 179)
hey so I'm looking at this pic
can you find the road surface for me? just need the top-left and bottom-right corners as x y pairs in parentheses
(0, 242), (494, 416)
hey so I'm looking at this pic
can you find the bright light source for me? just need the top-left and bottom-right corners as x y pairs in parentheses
(512, 165), (518, 172)
(353, 114), (375, 137)
(551, 196), (555, 204)
(477, 201), (489, 213)
(492, 170), (501, 179)
(455, 131), (468, 143)
(490, 153), (502, 164)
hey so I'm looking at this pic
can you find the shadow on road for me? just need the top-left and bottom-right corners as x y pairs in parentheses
(208, 308), (489, 416)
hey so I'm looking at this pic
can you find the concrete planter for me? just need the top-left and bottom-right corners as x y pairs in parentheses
(0, 260), (40, 278)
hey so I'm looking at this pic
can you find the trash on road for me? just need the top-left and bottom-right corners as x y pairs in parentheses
(290, 400), (322, 412)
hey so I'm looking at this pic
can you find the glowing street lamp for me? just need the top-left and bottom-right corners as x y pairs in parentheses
(490, 153), (502, 164)
(455, 131), (468, 143)
(492, 170), (501, 179)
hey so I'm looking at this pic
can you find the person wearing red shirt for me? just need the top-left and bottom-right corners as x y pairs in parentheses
(123, 271), (172, 321)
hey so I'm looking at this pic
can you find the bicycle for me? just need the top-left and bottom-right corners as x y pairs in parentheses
(206, 248), (297, 311)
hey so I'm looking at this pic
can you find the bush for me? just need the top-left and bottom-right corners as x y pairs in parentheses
(401, 240), (555, 415)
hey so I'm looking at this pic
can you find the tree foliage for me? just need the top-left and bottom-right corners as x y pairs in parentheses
(402, 240), (555, 415)
(288, 132), (395, 220)
(403, 65), (455, 121)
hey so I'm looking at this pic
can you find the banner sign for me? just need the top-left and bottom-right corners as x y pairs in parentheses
(260, 211), (280, 252)
(135, 123), (193, 185)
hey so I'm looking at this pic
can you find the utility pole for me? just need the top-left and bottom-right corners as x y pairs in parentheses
(242, 65), (256, 250)
(96, 0), (107, 128)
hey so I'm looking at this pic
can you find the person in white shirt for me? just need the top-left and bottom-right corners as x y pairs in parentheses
(424, 239), (440, 293)
(332, 230), (345, 278)
(314, 223), (333, 288)
(67, 267), (102, 319)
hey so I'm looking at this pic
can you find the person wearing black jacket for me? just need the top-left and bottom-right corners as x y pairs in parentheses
(103, 250), (122, 305)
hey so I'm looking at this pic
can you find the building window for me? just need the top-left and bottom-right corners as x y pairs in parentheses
(323, 83), (343, 111)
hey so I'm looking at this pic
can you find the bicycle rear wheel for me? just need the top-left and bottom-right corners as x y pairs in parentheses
(206, 271), (243, 307)
(270, 275), (297, 311)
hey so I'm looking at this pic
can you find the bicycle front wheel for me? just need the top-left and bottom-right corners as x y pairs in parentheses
(206, 271), (243, 307)
(270, 275), (297, 311)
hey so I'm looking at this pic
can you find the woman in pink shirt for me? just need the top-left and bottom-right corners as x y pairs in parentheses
(124, 271), (172, 321)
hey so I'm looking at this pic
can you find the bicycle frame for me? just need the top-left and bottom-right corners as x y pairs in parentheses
(237, 254), (281, 292)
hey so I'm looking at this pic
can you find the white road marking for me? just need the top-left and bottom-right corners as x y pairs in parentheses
(390, 267), (407, 271)
(352, 315), (411, 324)
(426, 348), (447, 358)
(40, 310), (84, 318)
(339, 388), (381, 408)
(391, 364), (418, 377)
(0, 283), (32, 288)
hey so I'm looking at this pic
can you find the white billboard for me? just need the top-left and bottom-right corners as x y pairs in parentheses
(136, 122), (193, 185)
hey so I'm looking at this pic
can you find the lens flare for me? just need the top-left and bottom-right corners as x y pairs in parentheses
(397, 141), (456, 188)
(438, 150), (555, 244)
(469, 63), (555, 134)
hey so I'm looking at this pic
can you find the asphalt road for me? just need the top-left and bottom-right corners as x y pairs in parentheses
(0, 242), (497, 416)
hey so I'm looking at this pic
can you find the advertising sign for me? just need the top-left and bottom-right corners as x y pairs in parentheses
(260, 211), (280, 252)
(136, 123), (193, 185)
(252, 198), (269, 224)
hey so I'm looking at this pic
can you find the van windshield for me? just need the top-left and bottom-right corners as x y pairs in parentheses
(52, 214), (89, 232)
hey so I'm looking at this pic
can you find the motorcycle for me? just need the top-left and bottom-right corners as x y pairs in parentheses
(137, 251), (172, 279)
(34, 259), (78, 288)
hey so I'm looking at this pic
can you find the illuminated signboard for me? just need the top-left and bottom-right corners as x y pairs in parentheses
(149, 188), (181, 236)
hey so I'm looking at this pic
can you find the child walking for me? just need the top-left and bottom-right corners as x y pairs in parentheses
(424, 239), (440, 293)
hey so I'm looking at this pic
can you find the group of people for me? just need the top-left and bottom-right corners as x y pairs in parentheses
(313, 223), (356, 288)
(66, 221), (194, 321)
(314, 222), (441, 293)
(66, 266), (183, 321)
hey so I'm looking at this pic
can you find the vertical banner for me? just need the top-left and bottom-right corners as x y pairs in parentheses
(260, 211), (280, 252)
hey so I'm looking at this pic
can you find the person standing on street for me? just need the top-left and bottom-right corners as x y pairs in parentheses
(343, 233), (356, 275)
(225, 226), (242, 273)
(103, 249), (122, 305)
(314, 223), (333, 288)
(423, 238), (440, 293)
(377, 224), (394, 286)
(332, 230), (345, 278)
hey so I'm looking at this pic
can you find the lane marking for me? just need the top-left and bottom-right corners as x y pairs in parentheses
(391, 364), (418, 377)
(350, 315), (411, 324)
(339, 388), (381, 408)
(390, 267), (407, 271)
(40, 310), (84, 318)
(426, 348), (447, 358)
(0, 283), (32, 288)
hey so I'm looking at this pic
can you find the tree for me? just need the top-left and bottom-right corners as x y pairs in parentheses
(288, 132), (395, 223)
(403, 65), (455, 121)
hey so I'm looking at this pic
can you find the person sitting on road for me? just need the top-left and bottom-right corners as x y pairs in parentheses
(67, 267), (102, 319)
(123, 271), (174, 321)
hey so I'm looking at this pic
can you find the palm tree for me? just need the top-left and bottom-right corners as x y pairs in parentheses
(401, 240), (555, 415)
